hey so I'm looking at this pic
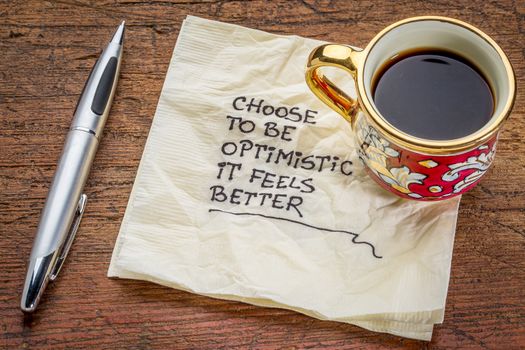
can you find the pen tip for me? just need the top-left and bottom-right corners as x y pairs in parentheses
(21, 254), (55, 314)
(21, 302), (37, 313)
(111, 21), (125, 45)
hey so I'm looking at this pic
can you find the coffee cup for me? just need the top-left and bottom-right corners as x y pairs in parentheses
(305, 16), (515, 200)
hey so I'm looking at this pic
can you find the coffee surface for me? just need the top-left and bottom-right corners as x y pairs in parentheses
(372, 50), (493, 140)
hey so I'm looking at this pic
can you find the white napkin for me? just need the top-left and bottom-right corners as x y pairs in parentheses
(108, 16), (460, 341)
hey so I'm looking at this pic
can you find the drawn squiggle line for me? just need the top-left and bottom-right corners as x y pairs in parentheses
(208, 208), (382, 259)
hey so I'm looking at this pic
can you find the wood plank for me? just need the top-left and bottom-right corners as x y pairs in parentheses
(1, 0), (524, 348)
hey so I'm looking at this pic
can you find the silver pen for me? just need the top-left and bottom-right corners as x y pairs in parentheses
(21, 22), (125, 313)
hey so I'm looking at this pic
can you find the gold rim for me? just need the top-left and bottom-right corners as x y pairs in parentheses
(356, 16), (516, 155)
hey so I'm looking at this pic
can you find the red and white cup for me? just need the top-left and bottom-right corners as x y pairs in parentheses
(306, 16), (515, 200)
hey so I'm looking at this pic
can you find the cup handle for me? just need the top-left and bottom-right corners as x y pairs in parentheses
(305, 44), (363, 124)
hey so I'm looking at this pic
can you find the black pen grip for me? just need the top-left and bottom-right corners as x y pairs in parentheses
(91, 56), (118, 115)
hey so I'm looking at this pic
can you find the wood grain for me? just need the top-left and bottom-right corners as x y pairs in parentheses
(1, 0), (524, 349)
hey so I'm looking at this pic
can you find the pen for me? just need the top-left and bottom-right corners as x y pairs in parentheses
(21, 22), (125, 313)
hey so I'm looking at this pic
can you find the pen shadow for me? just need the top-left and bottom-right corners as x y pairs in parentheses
(22, 312), (33, 327)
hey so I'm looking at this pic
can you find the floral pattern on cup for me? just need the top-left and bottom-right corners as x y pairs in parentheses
(354, 115), (497, 200)
(356, 118), (427, 199)
(442, 144), (496, 194)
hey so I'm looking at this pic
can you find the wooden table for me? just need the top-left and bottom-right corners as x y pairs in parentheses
(1, 1), (524, 348)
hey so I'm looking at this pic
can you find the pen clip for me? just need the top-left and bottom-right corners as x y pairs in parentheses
(49, 194), (87, 281)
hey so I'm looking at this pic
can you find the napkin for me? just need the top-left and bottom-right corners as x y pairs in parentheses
(108, 16), (460, 341)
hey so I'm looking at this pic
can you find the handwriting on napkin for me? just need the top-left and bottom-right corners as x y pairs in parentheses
(208, 96), (381, 258)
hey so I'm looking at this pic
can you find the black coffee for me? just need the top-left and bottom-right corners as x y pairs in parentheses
(372, 49), (493, 140)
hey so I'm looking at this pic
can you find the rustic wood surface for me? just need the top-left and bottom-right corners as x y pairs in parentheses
(1, 0), (524, 349)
